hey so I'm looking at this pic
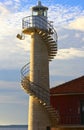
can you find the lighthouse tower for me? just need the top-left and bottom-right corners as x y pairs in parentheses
(17, 1), (59, 130)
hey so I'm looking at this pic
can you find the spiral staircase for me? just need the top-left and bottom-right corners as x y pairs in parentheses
(21, 16), (59, 127)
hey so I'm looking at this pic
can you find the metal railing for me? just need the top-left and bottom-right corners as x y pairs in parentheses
(21, 62), (50, 105)
(22, 15), (58, 44)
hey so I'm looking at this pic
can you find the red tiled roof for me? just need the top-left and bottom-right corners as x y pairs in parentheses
(50, 76), (84, 94)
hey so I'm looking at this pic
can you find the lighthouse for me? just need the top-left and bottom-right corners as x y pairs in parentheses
(17, 1), (59, 130)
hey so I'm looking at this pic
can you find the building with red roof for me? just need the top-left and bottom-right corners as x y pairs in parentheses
(50, 76), (84, 126)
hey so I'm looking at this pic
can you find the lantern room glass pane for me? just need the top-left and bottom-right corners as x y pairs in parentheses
(32, 10), (47, 17)
(32, 11), (38, 16)
(44, 10), (47, 17)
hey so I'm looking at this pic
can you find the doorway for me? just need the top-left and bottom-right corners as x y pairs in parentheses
(80, 101), (84, 124)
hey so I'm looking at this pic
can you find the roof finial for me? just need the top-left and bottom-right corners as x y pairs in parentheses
(38, 1), (41, 6)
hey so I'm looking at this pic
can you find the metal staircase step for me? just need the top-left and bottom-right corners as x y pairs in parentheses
(47, 46), (57, 49)
(49, 43), (57, 46)
(48, 48), (57, 51)
(38, 31), (44, 35)
(46, 44), (56, 48)
(36, 26), (57, 61)
(41, 33), (48, 37)
(40, 32), (48, 36)
(44, 38), (53, 42)
(49, 55), (56, 57)
(47, 43), (56, 46)
(49, 52), (56, 54)
(48, 56), (54, 58)
(44, 105), (59, 126)
(43, 35), (51, 39)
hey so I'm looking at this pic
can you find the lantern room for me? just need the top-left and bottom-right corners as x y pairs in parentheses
(22, 1), (49, 34)
(32, 1), (48, 17)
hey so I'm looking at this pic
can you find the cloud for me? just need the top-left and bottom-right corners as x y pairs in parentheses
(0, 3), (31, 69)
(0, 95), (28, 105)
(48, 4), (84, 26)
(17, 36), (31, 51)
(0, 80), (28, 104)
(0, 80), (19, 89)
(0, 2), (10, 15)
(3, 0), (21, 12)
(57, 26), (84, 51)
(56, 47), (84, 60)
(4, 0), (13, 6)
(68, 16), (84, 31)
(50, 57), (84, 78)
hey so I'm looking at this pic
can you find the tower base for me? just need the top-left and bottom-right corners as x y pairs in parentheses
(28, 96), (51, 130)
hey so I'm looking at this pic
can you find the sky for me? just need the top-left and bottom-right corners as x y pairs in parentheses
(0, 0), (84, 125)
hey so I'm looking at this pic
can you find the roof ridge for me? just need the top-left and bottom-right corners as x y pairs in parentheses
(50, 75), (84, 94)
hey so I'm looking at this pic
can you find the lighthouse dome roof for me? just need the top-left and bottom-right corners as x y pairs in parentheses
(32, 1), (48, 11)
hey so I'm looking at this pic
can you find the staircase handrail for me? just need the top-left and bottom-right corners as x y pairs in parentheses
(22, 15), (58, 44)
(21, 62), (50, 104)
